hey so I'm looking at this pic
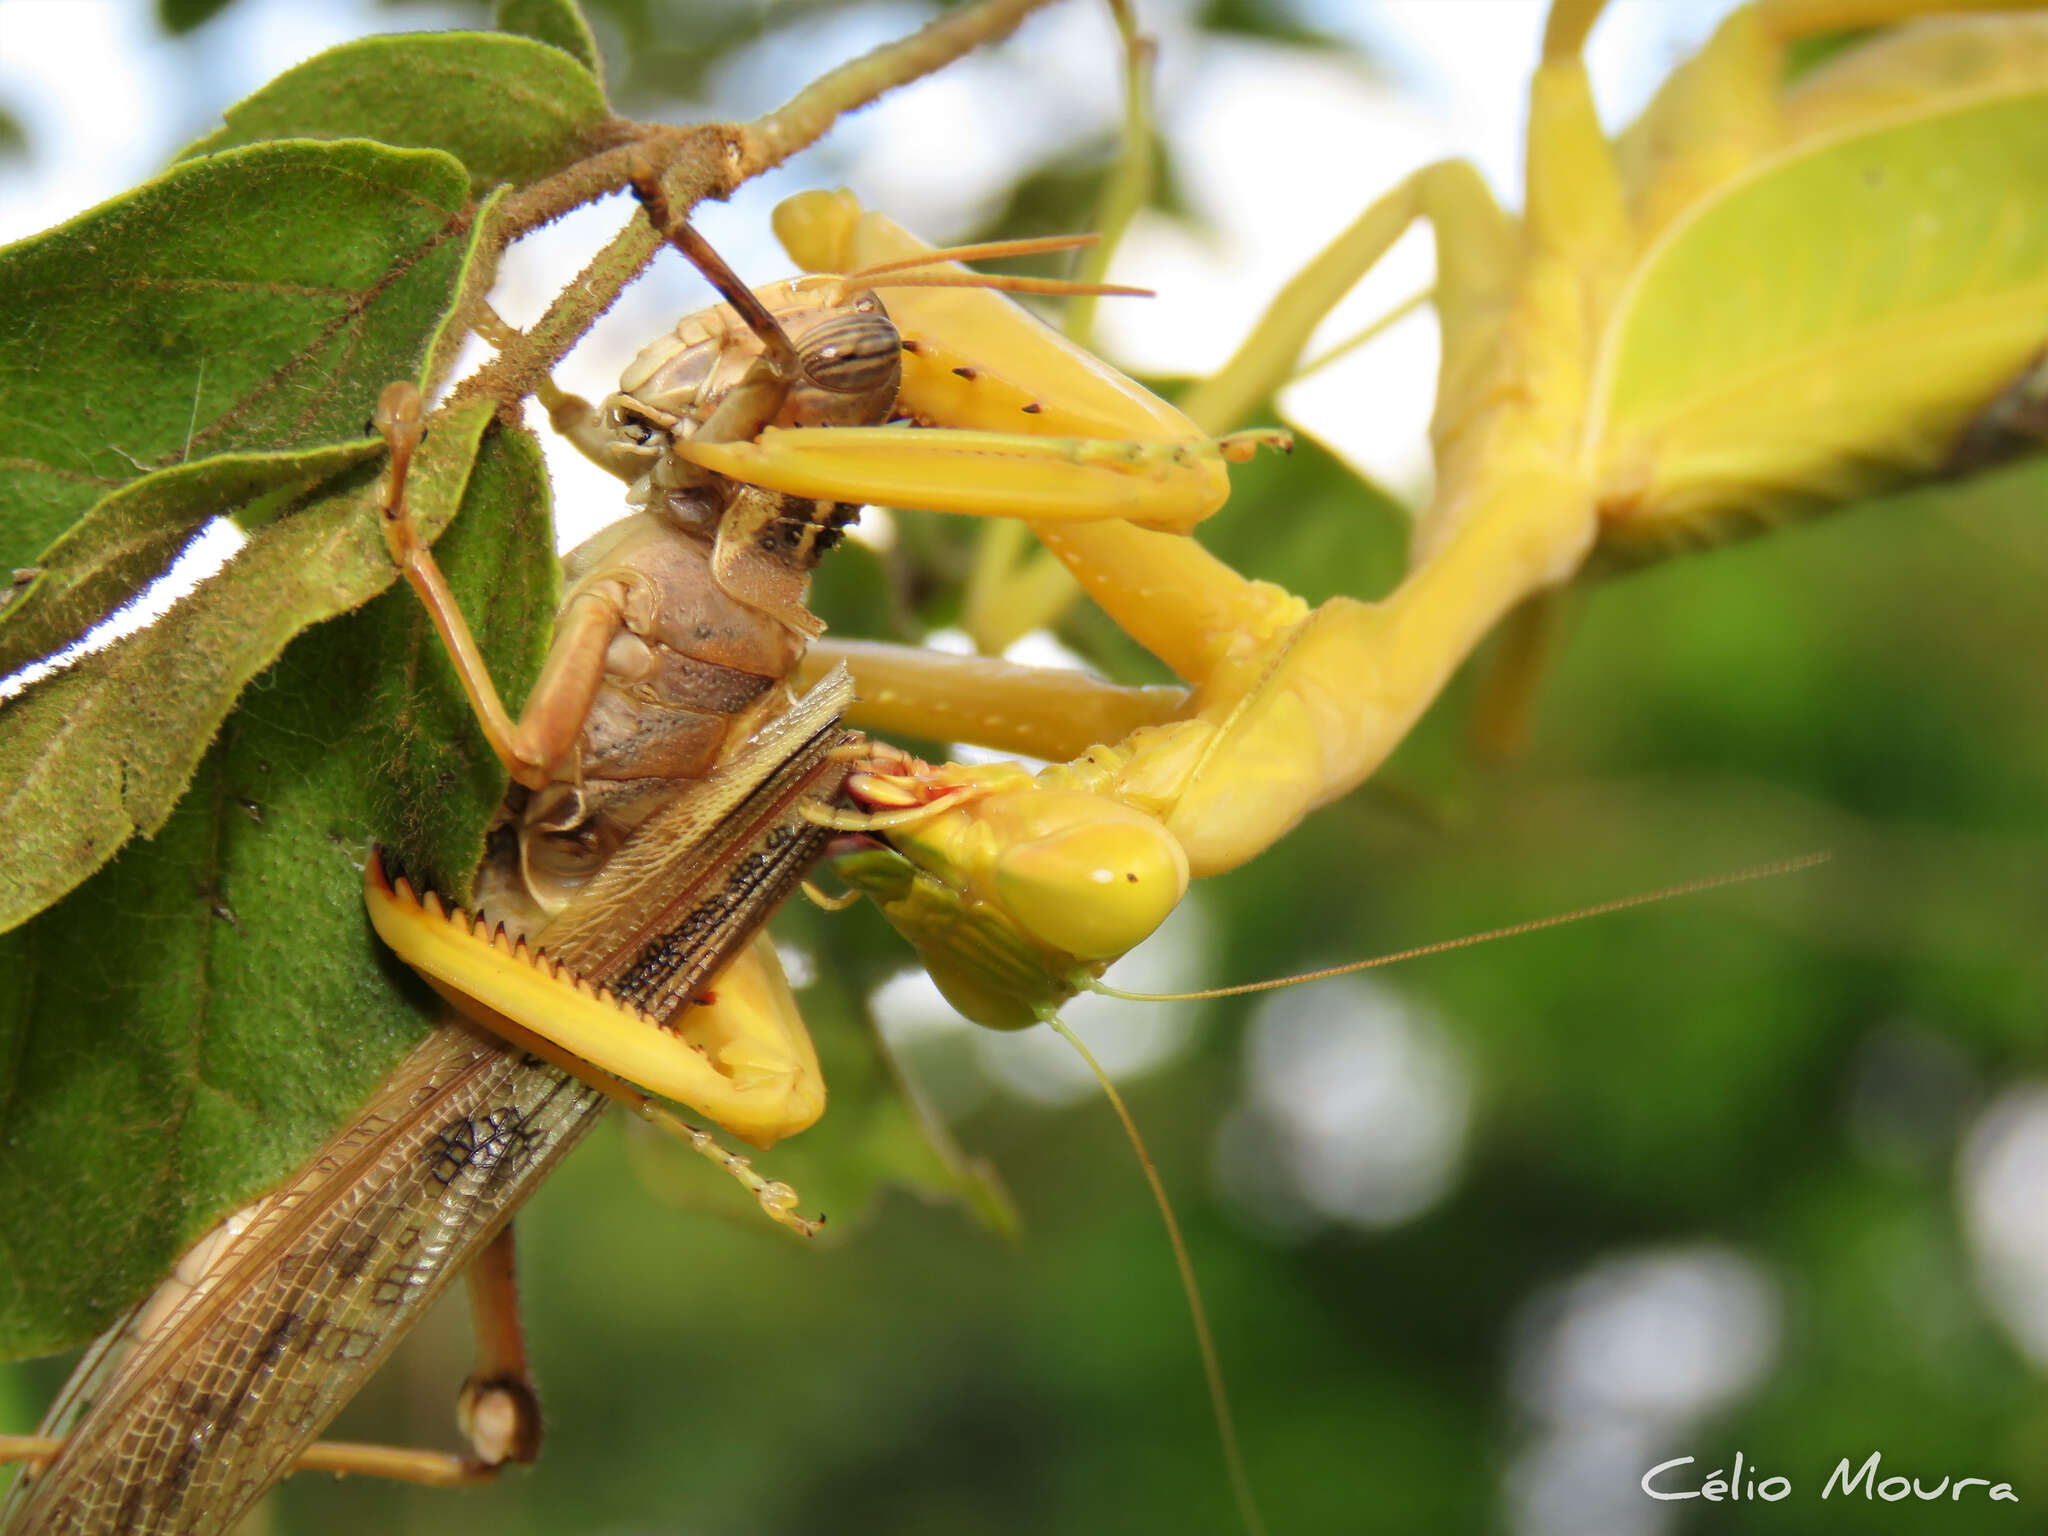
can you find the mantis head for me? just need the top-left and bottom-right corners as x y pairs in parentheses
(831, 763), (1190, 1031)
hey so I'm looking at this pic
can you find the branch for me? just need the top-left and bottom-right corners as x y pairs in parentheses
(450, 0), (1065, 416)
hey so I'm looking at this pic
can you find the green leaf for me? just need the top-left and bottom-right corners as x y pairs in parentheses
(0, 442), (382, 682)
(0, 398), (496, 937)
(177, 33), (611, 195)
(155, 0), (235, 34)
(496, 0), (606, 85)
(0, 139), (477, 577)
(0, 418), (556, 1357)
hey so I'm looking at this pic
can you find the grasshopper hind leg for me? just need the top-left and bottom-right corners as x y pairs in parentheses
(456, 1221), (545, 1470)
(0, 1220), (544, 1499)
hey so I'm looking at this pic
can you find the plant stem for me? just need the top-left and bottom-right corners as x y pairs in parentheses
(450, 0), (1065, 418)
(741, 0), (1057, 174)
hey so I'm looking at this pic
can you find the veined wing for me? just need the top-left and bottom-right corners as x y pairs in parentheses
(1, 1026), (603, 1536)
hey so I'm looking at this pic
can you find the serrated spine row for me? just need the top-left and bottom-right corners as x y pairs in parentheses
(386, 870), (665, 1030)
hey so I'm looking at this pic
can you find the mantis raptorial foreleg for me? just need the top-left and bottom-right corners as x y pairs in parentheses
(778, 0), (2048, 1036)
(371, 288), (845, 1183)
(773, 188), (1599, 878)
(791, 0), (2048, 889)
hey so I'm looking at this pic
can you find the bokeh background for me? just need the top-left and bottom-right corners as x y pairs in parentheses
(4, 1), (2048, 1532)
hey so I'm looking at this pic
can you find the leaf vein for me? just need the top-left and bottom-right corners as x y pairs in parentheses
(182, 202), (476, 464)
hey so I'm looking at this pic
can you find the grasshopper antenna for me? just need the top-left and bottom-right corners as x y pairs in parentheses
(631, 168), (811, 444)
(1091, 852), (1832, 1003)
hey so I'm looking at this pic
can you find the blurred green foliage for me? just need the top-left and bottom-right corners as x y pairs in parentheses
(6, 2), (2048, 1533)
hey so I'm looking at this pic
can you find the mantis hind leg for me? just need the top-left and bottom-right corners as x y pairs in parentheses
(1019, 156), (1523, 674)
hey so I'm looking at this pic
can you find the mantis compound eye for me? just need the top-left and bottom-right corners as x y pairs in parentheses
(890, 786), (1190, 965)
(990, 809), (1189, 963)
(831, 786), (1193, 1033)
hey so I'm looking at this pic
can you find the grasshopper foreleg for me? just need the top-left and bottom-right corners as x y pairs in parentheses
(374, 382), (635, 790)
(630, 169), (807, 448)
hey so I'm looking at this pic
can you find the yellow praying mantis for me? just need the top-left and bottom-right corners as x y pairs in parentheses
(3, 0), (2047, 1529)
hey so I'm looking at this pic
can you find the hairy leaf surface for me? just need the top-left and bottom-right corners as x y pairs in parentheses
(0, 442), (382, 682)
(0, 419), (555, 1356)
(0, 140), (477, 572)
(496, 0), (606, 82)
(178, 33), (611, 193)
(0, 400), (496, 934)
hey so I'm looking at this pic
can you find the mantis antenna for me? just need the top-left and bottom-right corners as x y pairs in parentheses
(1038, 1010), (1272, 1536)
(842, 232), (1155, 300)
(1090, 852), (1833, 1003)
(1031, 848), (1834, 1536)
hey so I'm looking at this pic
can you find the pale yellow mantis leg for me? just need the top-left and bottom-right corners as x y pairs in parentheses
(369, 360), (834, 1211)
(808, 0), (2048, 880)
(774, 136), (1603, 877)
(795, 640), (1186, 762)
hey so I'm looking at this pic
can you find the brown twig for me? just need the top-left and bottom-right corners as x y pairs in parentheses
(738, 0), (1055, 175)
(491, 124), (694, 242)
(449, 0), (1063, 417)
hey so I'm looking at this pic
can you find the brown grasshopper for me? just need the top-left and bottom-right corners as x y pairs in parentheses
(0, 184), (1156, 1532)
(0, 190), (885, 1530)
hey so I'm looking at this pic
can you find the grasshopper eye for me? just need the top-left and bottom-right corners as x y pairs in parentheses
(795, 307), (901, 399)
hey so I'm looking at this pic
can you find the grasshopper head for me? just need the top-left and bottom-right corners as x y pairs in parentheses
(616, 279), (902, 441)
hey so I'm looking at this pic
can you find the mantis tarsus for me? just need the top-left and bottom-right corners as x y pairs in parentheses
(4, 0), (2048, 1529)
